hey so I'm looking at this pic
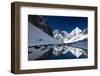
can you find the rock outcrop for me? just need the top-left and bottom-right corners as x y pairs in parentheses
(28, 15), (53, 36)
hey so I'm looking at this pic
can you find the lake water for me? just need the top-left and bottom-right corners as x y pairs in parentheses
(28, 44), (87, 60)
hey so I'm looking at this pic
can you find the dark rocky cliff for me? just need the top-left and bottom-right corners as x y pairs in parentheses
(28, 15), (53, 36)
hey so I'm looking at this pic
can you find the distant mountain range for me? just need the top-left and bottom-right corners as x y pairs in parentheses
(53, 27), (88, 44)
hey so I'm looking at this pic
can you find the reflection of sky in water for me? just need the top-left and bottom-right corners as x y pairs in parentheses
(28, 44), (87, 60)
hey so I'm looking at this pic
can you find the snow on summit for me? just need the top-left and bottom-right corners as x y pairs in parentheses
(69, 26), (82, 37)
(53, 26), (87, 44)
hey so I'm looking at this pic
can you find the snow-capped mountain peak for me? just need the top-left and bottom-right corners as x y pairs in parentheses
(64, 27), (87, 43)
(53, 27), (87, 44)
(70, 27), (82, 37)
(62, 31), (68, 35)
(53, 29), (60, 34)
(53, 29), (63, 42)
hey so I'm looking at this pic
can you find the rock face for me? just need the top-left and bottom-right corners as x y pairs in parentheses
(28, 15), (53, 36)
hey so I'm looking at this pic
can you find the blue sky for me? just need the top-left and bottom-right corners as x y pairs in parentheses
(42, 15), (88, 33)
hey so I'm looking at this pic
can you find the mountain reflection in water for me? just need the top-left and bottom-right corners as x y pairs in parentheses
(28, 44), (87, 60)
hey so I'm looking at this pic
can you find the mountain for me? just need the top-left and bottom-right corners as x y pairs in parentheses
(53, 27), (87, 44)
(28, 15), (53, 36)
(53, 29), (64, 42)
(63, 28), (87, 43)
(62, 31), (69, 38)
(69, 27), (82, 37)
(64, 32), (87, 43)
(28, 22), (62, 46)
